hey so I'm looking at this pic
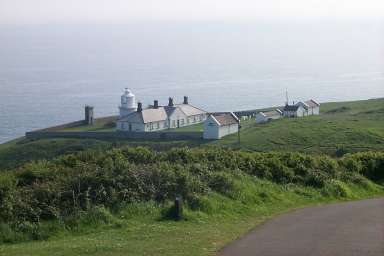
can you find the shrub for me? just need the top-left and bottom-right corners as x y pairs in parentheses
(322, 180), (352, 198)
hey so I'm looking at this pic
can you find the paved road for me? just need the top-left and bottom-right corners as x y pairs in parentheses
(218, 198), (384, 256)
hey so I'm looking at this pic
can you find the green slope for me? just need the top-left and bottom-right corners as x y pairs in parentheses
(0, 98), (383, 170)
(216, 98), (384, 153)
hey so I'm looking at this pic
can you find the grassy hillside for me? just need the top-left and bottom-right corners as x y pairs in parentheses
(216, 98), (384, 154)
(0, 98), (383, 170)
(0, 147), (383, 256)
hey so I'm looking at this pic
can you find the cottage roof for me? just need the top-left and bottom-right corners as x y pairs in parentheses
(305, 99), (320, 107)
(260, 109), (282, 118)
(296, 101), (309, 110)
(283, 105), (300, 111)
(119, 107), (168, 124)
(176, 104), (207, 116)
(211, 112), (239, 126)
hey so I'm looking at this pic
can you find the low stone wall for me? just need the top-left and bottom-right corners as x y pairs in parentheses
(26, 131), (203, 140)
(35, 116), (118, 132)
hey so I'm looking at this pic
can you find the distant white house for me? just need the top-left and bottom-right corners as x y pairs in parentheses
(117, 91), (207, 132)
(203, 112), (239, 140)
(306, 100), (320, 115)
(296, 100), (320, 116)
(283, 104), (307, 118)
(256, 109), (283, 123)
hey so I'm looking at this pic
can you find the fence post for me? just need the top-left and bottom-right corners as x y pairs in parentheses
(174, 196), (183, 220)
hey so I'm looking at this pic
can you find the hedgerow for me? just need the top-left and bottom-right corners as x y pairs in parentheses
(0, 147), (383, 243)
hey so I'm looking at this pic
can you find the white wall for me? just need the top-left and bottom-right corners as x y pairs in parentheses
(168, 108), (188, 128)
(297, 106), (306, 117)
(117, 121), (146, 132)
(218, 123), (238, 139)
(203, 116), (238, 140)
(309, 106), (320, 115)
(144, 120), (168, 132)
(203, 116), (219, 139)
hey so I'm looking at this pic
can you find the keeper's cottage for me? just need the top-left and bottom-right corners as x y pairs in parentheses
(117, 89), (207, 132)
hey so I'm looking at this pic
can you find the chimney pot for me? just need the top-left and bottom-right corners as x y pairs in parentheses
(168, 97), (174, 107)
(137, 102), (143, 112)
(154, 100), (159, 109)
(183, 96), (188, 104)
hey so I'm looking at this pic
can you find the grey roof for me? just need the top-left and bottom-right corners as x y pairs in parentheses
(261, 110), (282, 117)
(284, 105), (300, 111)
(176, 104), (207, 116)
(119, 107), (168, 124)
(212, 112), (239, 126)
(305, 99), (320, 107)
(119, 103), (207, 124)
(296, 101), (309, 110)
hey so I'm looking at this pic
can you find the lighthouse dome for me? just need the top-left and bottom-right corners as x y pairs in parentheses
(121, 88), (136, 107)
(119, 88), (137, 118)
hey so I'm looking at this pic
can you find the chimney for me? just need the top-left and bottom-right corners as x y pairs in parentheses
(137, 102), (142, 112)
(154, 100), (159, 109)
(183, 96), (188, 104)
(168, 97), (174, 107)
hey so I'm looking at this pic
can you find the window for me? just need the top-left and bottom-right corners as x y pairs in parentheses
(150, 122), (153, 130)
(193, 116), (196, 123)
(156, 122), (160, 129)
(172, 120), (176, 128)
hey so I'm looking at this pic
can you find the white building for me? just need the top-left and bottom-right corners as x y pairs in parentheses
(203, 112), (239, 140)
(283, 104), (307, 118)
(295, 100), (320, 116)
(304, 100), (320, 115)
(256, 109), (283, 123)
(117, 94), (208, 132)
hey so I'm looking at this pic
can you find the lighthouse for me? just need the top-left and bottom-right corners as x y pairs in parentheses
(119, 88), (137, 118)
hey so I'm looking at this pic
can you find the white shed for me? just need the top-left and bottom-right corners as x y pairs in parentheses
(283, 104), (306, 118)
(304, 99), (320, 115)
(203, 112), (239, 140)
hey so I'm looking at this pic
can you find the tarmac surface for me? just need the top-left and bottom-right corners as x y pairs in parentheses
(218, 198), (384, 256)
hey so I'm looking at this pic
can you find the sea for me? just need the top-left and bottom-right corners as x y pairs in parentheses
(0, 20), (383, 143)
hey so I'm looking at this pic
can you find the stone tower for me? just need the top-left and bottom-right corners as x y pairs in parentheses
(85, 105), (94, 125)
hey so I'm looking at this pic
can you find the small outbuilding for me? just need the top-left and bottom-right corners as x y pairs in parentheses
(255, 109), (283, 123)
(295, 99), (321, 116)
(283, 104), (306, 118)
(304, 99), (320, 115)
(203, 112), (239, 140)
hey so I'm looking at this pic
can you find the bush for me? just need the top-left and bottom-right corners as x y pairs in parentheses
(0, 146), (383, 243)
(322, 180), (352, 198)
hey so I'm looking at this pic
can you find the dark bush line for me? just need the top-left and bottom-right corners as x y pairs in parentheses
(0, 147), (383, 243)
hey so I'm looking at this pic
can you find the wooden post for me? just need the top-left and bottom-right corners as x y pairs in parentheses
(174, 196), (183, 220)
(237, 121), (242, 145)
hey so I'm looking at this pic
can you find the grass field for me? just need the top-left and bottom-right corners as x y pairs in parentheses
(215, 98), (384, 154)
(1, 177), (382, 256)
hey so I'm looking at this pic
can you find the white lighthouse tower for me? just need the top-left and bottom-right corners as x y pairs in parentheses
(119, 88), (137, 118)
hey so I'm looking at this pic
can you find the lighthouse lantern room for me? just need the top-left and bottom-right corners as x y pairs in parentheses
(119, 88), (137, 118)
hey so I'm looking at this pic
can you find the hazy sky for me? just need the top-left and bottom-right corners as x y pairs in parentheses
(0, 0), (384, 24)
